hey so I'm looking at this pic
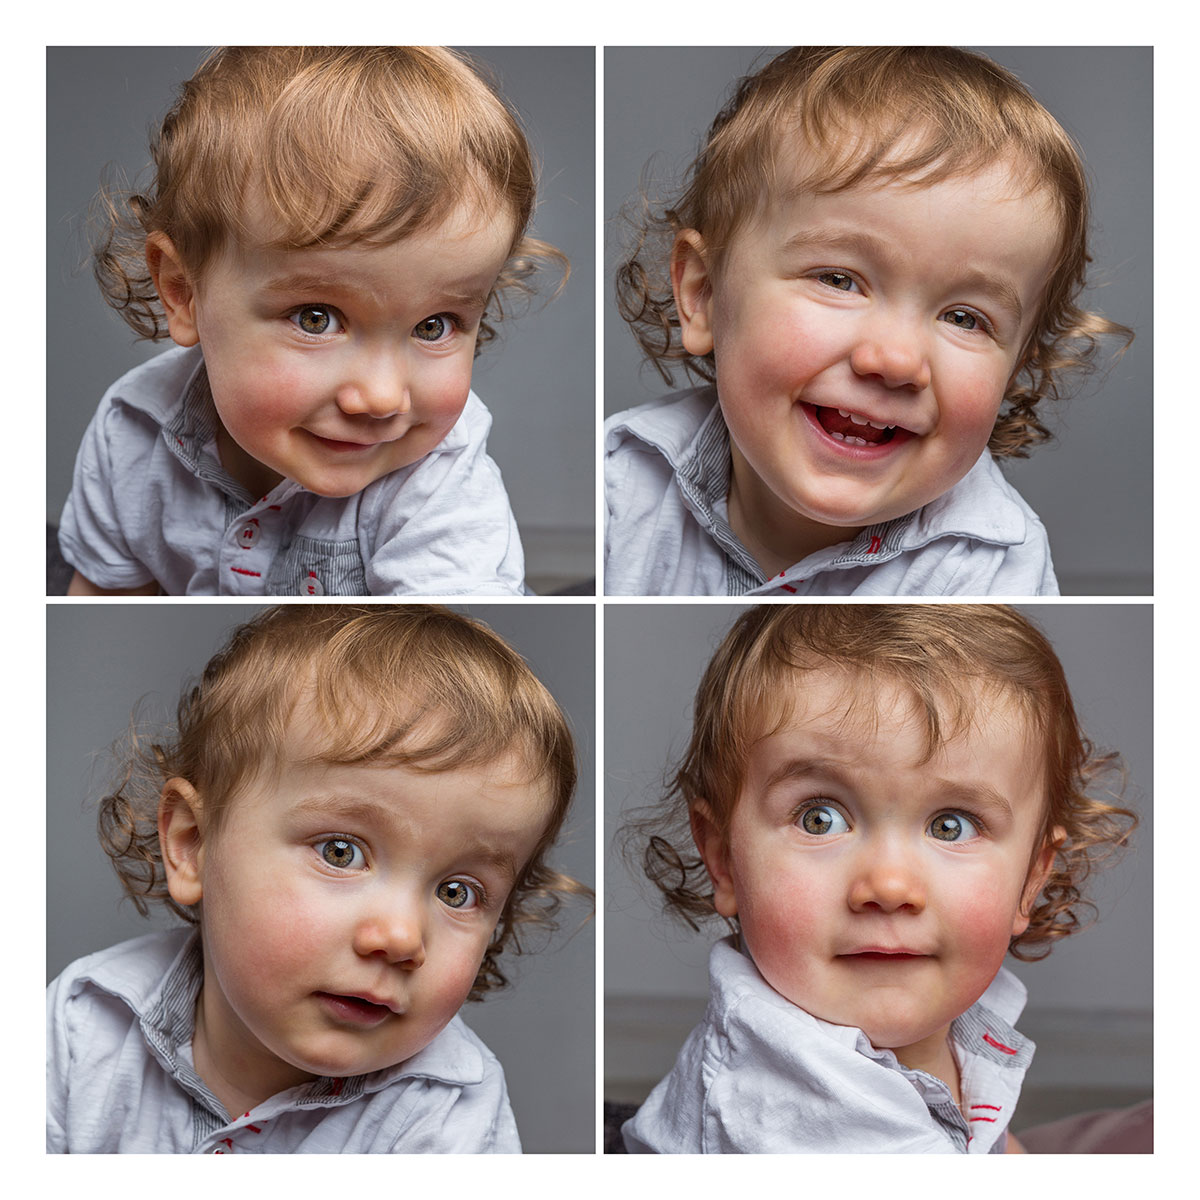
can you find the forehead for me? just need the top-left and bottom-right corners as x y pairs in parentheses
(204, 192), (516, 297)
(749, 664), (1042, 778)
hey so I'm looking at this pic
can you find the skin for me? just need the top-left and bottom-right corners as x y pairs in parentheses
(159, 702), (552, 1118)
(672, 156), (1061, 577)
(691, 669), (1060, 1115)
(70, 196), (515, 595)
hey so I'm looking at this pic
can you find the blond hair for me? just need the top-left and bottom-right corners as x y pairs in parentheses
(633, 604), (1135, 960)
(616, 46), (1132, 457)
(94, 46), (564, 352)
(99, 604), (587, 997)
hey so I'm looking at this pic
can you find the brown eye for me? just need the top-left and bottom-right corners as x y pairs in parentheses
(799, 805), (847, 835)
(942, 308), (979, 331)
(436, 880), (478, 909)
(320, 838), (363, 869)
(928, 812), (980, 842)
(293, 306), (339, 336)
(413, 314), (451, 342)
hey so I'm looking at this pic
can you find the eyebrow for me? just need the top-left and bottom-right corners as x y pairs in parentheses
(288, 794), (521, 881)
(259, 271), (493, 312)
(781, 225), (1026, 328)
(762, 758), (1016, 820)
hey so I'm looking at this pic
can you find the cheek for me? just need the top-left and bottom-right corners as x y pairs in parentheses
(413, 358), (474, 427)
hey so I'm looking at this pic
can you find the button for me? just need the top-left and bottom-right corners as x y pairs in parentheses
(237, 519), (260, 548)
(303, 572), (325, 596)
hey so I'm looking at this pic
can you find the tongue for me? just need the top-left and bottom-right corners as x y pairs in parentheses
(817, 407), (893, 444)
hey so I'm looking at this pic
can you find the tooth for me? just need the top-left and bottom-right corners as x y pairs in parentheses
(845, 436), (868, 446)
(838, 409), (851, 419)
(849, 412), (869, 425)
(868, 419), (893, 431)
(830, 431), (845, 441)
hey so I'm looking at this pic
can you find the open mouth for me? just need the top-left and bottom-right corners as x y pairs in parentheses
(814, 406), (899, 446)
(318, 992), (396, 1024)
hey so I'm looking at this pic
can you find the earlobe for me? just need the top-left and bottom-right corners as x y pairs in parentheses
(690, 800), (738, 918)
(671, 230), (716, 358)
(145, 233), (200, 347)
(159, 778), (207, 908)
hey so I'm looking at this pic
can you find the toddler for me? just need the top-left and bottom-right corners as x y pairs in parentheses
(606, 47), (1131, 596)
(47, 605), (587, 1152)
(622, 604), (1136, 1153)
(60, 47), (563, 596)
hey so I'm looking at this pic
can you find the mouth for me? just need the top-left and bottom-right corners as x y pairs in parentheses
(307, 435), (390, 453)
(317, 992), (400, 1025)
(807, 404), (916, 449)
(838, 949), (929, 962)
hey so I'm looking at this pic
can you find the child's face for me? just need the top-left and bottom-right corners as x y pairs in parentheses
(180, 705), (551, 1104)
(675, 152), (1060, 551)
(158, 199), (514, 499)
(694, 668), (1054, 1068)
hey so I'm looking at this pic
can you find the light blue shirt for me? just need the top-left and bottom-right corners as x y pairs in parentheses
(604, 388), (1059, 597)
(60, 346), (526, 596)
(47, 929), (521, 1153)
(623, 936), (1034, 1154)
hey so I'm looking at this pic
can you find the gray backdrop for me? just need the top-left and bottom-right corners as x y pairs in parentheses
(47, 602), (595, 1153)
(604, 47), (1152, 595)
(47, 46), (595, 594)
(604, 603), (1153, 1121)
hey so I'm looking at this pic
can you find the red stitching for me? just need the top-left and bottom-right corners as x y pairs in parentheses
(246, 1123), (262, 1133)
(982, 1032), (1018, 1055)
(868, 534), (883, 554)
(969, 1116), (997, 1123)
(220, 1138), (233, 1149)
(971, 1104), (1002, 1111)
(781, 584), (797, 593)
(229, 567), (262, 577)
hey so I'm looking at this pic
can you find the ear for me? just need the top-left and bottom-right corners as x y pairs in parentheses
(145, 233), (200, 347)
(671, 229), (716, 358)
(1012, 824), (1065, 938)
(689, 800), (738, 918)
(158, 778), (207, 908)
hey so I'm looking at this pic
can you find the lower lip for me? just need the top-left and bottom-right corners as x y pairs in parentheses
(842, 952), (926, 963)
(317, 993), (395, 1026)
(309, 436), (382, 453)
(801, 403), (914, 460)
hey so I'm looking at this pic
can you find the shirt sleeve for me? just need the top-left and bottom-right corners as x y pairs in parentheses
(46, 972), (72, 1152)
(58, 398), (157, 590)
(362, 403), (527, 596)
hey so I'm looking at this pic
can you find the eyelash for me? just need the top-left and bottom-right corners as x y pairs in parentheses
(811, 271), (996, 337)
(789, 800), (989, 838)
(286, 306), (466, 343)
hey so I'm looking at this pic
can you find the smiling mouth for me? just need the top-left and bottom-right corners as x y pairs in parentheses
(814, 406), (901, 446)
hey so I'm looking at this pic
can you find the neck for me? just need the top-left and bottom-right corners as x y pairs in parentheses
(727, 446), (862, 578)
(889, 1026), (962, 1106)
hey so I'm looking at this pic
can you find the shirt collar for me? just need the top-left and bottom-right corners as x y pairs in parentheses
(82, 928), (485, 1120)
(613, 388), (1028, 589)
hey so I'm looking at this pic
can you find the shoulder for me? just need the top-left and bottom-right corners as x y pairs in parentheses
(48, 929), (194, 1013)
(605, 386), (718, 460)
(359, 1016), (521, 1152)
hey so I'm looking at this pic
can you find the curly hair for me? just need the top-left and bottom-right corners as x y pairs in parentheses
(627, 604), (1135, 960)
(92, 46), (566, 354)
(98, 604), (590, 999)
(615, 46), (1132, 457)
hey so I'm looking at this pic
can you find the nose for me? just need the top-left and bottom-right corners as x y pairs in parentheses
(849, 312), (932, 392)
(336, 351), (411, 419)
(847, 841), (926, 914)
(353, 901), (426, 968)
